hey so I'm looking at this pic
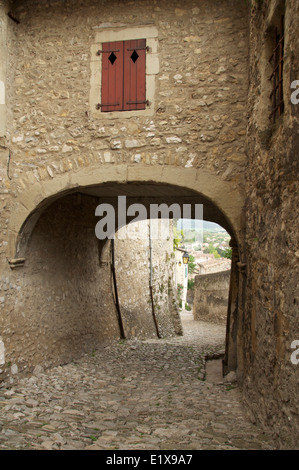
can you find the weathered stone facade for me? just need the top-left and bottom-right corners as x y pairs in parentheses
(0, 0), (298, 448)
(0, 0), (249, 380)
(243, 0), (299, 448)
(1, 193), (122, 374)
(193, 270), (230, 324)
(114, 220), (182, 339)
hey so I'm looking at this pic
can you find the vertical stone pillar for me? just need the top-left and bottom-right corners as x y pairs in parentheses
(223, 238), (239, 374)
(0, 1), (9, 138)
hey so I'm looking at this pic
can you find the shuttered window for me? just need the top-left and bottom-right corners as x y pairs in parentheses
(101, 39), (146, 112)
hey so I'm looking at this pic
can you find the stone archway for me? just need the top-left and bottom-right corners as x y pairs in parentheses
(7, 164), (244, 260)
(3, 163), (245, 377)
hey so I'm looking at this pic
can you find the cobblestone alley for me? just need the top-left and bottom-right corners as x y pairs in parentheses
(0, 312), (278, 451)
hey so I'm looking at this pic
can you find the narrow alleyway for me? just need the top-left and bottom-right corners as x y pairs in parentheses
(0, 312), (277, 450)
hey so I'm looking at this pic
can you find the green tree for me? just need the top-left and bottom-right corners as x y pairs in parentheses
(177, 283), (183, 308)
(173, 226), (184, 250)
(216, 246), (232, 259)
(204, 243), (220, 259)
(188, 254), (197, 274)
(222, 247), (232, 259)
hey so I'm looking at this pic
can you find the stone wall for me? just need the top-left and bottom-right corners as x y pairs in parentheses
(0, 0), (297, 447)
(193, 270), (230, 324)
(0, 0), (249, 380)
(244, 0), (299, 448)
(0, 1), (9, 137)
(4, 0), (249, 182)
(114, 219), (182, 339)
(0, 194), (182, 384)
(0, 193), (121, 379)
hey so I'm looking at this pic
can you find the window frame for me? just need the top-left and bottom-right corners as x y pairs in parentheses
(100, 38), (147, 113)
(90, 24), (159, 119)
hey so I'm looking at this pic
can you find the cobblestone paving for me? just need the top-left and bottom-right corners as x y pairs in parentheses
(0, 313), (278, 450)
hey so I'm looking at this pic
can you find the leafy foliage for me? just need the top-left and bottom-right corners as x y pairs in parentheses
(173, 226), (184, 250)
(188, 254), (197, 274)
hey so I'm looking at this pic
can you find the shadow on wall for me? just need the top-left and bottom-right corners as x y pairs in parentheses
(113, 219), (183, 340)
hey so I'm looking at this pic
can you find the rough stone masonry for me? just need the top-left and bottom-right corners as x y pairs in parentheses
(0, 0), (248, 376)
(0, 0), (298, 449)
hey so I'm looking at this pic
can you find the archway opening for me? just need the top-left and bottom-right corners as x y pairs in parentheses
(8, 181), (242, 375)
(108, 216), (232, 369)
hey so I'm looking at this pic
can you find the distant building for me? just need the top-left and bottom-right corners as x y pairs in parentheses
(198, 258), (231, 275)
(174, 248), (189, 309)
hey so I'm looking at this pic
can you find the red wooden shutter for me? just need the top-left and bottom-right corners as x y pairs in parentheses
(123, 39), (146, 111)
(101, 41), (124, 112)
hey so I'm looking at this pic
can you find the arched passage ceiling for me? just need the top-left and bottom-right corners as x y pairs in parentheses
(9, 161), (245, 262)
(80, 182), (234, 236)
(12, 181), (237, 262)
(77, 181), (235, 236)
